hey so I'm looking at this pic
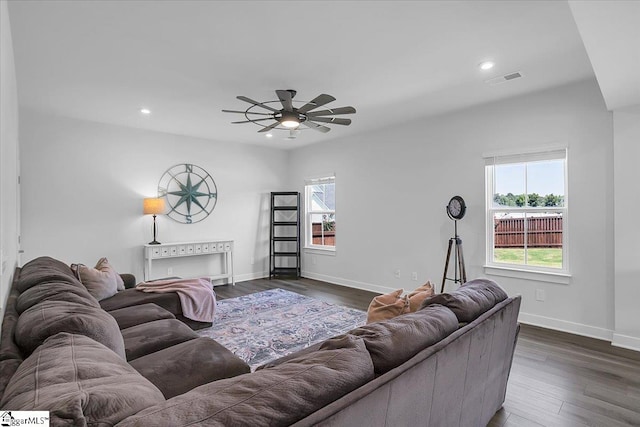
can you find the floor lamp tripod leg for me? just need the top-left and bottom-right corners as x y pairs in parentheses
(441, 238), (454, 293)
(456, 238), (467, 284)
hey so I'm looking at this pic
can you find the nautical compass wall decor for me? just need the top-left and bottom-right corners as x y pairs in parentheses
(158, 164), (217, 224)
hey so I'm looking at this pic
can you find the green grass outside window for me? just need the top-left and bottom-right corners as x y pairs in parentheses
(494, 248), (562, 268)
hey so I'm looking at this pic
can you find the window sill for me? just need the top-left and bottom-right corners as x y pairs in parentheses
(483, 265), (571, 284)
(304, 246), (336, 256)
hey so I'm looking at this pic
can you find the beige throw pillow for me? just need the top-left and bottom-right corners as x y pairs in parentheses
(407, 281), (435, 312)
(75, 257), (123, 301)
(366, 289), (410, 324)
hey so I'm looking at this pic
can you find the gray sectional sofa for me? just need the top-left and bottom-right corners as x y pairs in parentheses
(0, 256), (521, 426)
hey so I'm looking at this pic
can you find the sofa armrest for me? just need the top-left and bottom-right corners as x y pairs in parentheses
(120, 274), (136, 289)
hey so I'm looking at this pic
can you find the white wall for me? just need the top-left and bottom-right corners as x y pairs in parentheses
(19, 110), (289, 283)
(613, 108), (640, 351)
(0, 0), (20, 317)
(289, 79), (616, 342)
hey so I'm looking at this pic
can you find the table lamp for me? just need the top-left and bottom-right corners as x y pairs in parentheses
(143, 197), (165, 245)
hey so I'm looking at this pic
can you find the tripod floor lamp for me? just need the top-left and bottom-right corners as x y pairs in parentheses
(441, 196), (467, 293)
(143, 197), (165, 245)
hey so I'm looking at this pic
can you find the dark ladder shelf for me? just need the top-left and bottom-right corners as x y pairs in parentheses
(269, 192), (301, 279)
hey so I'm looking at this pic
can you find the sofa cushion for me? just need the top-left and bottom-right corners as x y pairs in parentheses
(0, 333), (165, 426)
(15, 300), (125, 359)
(256, 341), (325, 370)
(116, 334), (374, 427)
(100, 288), (182, 315)
(17, 256), (82, 293)
(74, 257), (123, 301)
(121, 319), (198, 361)
(419, 278), (508, 323)
(108, 303), (176, 330)
(349, 304), (459, 374)
(130, 337), (251, 399)
(16, 281), (100, 314)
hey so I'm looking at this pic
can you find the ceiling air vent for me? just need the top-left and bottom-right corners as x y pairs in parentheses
(485, 72), (523, 86)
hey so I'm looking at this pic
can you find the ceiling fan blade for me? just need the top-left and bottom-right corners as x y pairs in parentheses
(305, 116), (351, 125)
(231, 118), (275, 124)
(302, 121), (331, 133)
(258, 121), (282, 133)
(237, 96), (280, 113)
(276, 90), (294, 111)
(306, 106), (356, 116)
(297, 94), (336, 114)
(222, 109), (273, 116)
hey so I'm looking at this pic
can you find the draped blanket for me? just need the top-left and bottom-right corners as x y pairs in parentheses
(136, 278), (216, 322)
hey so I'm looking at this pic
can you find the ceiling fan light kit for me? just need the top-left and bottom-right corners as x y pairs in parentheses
(223, 89), (356, 137)
(280, 111), (300, 128)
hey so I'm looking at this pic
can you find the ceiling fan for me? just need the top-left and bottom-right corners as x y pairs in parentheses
(222, 89), (356, 136)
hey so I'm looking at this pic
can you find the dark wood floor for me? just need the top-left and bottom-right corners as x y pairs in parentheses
(215, 278), (640, 427)
(215, 277), (377, 311)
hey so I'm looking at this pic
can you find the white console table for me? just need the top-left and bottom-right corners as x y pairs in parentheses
(143, 240), (234, 285)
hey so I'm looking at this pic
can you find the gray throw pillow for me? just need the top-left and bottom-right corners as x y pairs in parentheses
(0, 333), (165, 425)
(15, 300), (125, 359)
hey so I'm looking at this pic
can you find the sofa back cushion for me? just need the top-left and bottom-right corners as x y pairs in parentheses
(0, 333), (165, 425)
(116, 334), (374, 427)
(15, 300), (125, 359)
(349, 304), (459, 374)
(419, 278), (508, 323)
(16, 281), (100, 314)
(16, 256), (81, 293)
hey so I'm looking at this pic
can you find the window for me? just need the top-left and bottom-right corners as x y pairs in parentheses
(485, 149), (568, 273)
(305, 176), (335, 250)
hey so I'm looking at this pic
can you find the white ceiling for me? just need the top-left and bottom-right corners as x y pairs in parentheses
(7, 0), (599, 149)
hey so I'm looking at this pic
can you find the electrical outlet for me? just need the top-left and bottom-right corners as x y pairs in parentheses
(394, 269), (401, 279)
(411, 272), (418, 281)
(535, 289), (545, 301)
(167, 267), (173, 276)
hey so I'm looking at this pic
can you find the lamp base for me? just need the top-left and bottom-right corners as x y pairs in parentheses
(148, 240), (161, 245)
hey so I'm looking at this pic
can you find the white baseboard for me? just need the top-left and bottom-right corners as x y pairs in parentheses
(234, 271), (269, 283)
(518, 312), (614, 342)
(301, 271), (393, 295)
(612, 333), (640, 352)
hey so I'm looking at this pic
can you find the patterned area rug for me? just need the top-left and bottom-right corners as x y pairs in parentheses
(197, 288), (367, 370)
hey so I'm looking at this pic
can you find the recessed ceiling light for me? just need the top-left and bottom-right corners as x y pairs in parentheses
(479, 61), (495, 71)
(140, 108), (151, 115)
(265, 133), (273, 138)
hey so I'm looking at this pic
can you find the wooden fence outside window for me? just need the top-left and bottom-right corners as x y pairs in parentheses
(494, 216), (562, 248)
